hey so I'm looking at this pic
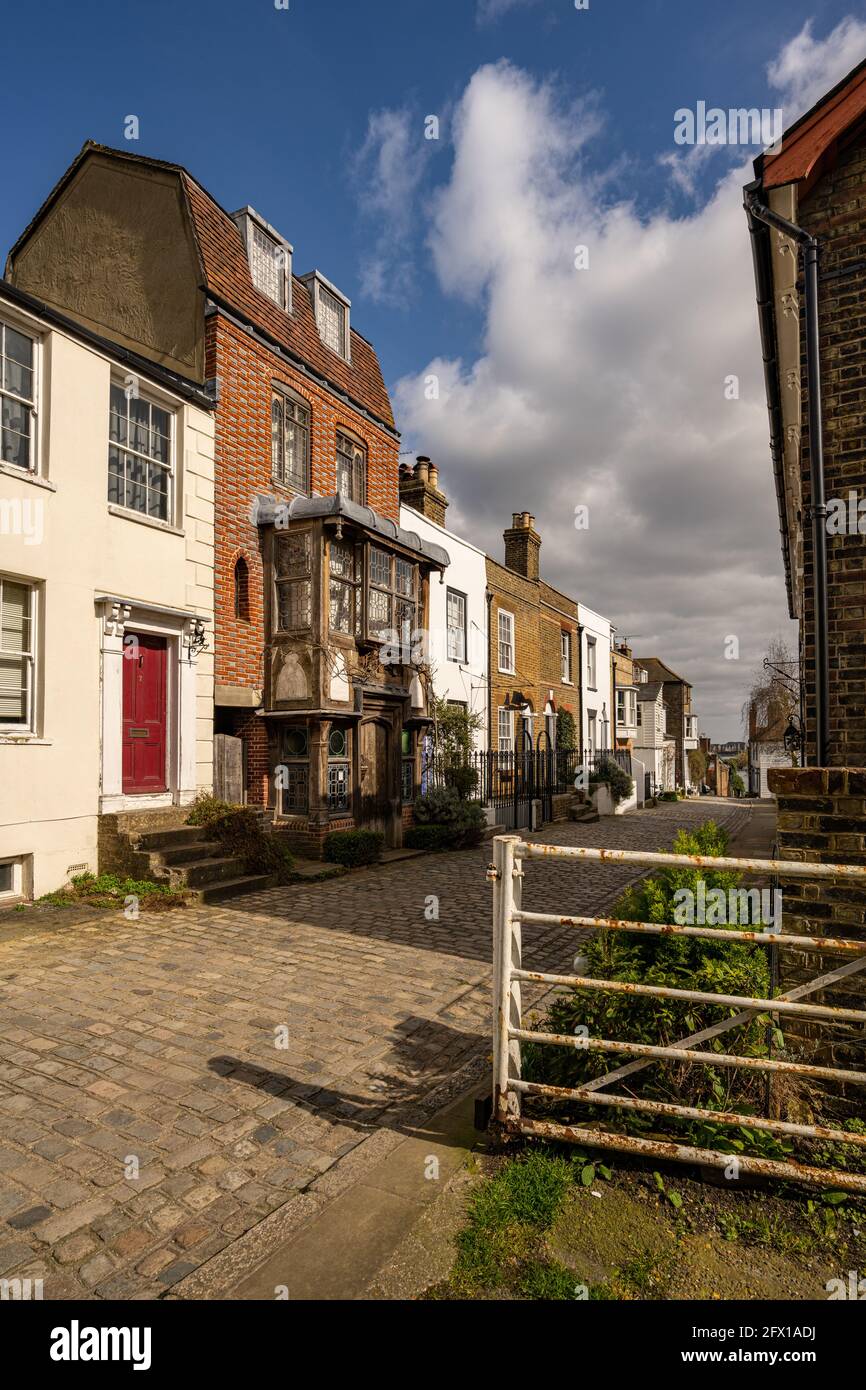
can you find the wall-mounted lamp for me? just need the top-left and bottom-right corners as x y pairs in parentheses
(187, 618), (209, 658)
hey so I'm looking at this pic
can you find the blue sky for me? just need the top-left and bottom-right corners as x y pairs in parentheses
(2, 0), (863, 737)
(1, 0), (854, 380)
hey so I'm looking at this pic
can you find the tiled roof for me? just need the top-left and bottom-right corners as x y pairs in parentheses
(181, 177), (394, 429)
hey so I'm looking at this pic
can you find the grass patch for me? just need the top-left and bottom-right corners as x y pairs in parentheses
(433, 1146), (593, 1300)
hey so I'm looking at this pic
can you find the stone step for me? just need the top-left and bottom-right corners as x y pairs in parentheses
(198, 874), (277, 904)
(164, 856), (246, 888)
(152, 840), (223, 867)
(133, 825), (210, 852)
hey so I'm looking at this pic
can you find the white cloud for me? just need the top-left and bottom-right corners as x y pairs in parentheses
(393, 60), (799, 738)
(352, 108), (431, 305)
(768, 16), (866, 118)
(477, 0), (540, 24)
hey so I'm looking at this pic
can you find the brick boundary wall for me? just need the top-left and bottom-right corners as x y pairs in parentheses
(769, 766), (866, 1120)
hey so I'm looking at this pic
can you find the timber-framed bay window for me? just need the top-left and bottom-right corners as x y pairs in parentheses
(271, 386), (310, 493)
(275, 530), (312, 632)
(0, 318), (36, 471)
(108, 382), (173, 521)
(368, 547), (417, 649)
(336, 431), (366, 504)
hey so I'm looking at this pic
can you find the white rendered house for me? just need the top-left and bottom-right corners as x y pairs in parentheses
(399, 464), (487, 748)
(578, 603), (613, 752)
(0, 283), (214, 901)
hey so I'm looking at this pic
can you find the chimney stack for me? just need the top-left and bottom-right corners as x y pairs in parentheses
(504, 511), (541, 580)
(399, 455), (449, 527)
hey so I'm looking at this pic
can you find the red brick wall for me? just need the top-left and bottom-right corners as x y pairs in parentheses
(208, 314), (400, 692)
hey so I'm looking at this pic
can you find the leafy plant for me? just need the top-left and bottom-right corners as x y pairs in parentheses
(589, 756), (634, 804)
(412, 788), (485, 846)
(523, 821), (772, 1116)
(186, 793), (294, 880)
(556, 708), (577, 751)
(322, 830), (384, 868)
(38, 872), (190, 912)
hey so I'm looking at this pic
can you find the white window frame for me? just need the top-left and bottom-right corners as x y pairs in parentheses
(586, 636), (597, 689)
(498, 609), (515, 674)
(0, 314), (39, 477)
(0, 575), (37, 733)
(234, 208), (292, 312)
(108, 380), (176, 526)
(587, 710), (597, 752)
(303, 273), (351, 362)
(0, 855), (25, 902)
(446, 588), (467, 664)
(617, 688), (637, 728)
(560, 629), (572, 683)
(498, 706), (515, 755)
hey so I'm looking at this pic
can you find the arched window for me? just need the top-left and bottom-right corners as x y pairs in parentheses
(234, 555), (250, 620)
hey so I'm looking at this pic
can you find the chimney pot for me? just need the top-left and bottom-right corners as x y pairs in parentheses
(416, 457), (430, 483)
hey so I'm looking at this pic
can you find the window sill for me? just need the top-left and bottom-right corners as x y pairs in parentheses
(498, 668), (516, 677)
(108, 504), (184, 537)
(561, 679), (574, 687)
(0, 735), (51, 745)
(0, 461), (56, 491)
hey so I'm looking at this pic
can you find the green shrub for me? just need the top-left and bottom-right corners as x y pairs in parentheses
(187, 793), (294, 881)
(38, 873), (189, 912)
(657, 789), (680, 802)
(412, 788), (485, 846)
(556, 709), (577, 751)
(443, 761), (479, 800)
(322, 829), (384, 868)
(405, 824), (464, 852)
(589, 756), (634, 804)
(186, 793), (236, 826)
(524, 821), (772, 1113)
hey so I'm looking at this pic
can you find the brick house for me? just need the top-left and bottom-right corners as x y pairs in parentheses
(612, 640), (644, 749)
(486, 513), (580, 754)
(5, 142), (448, 855)
(745, 62), (866, 1105)
(747, 57), (866, 767)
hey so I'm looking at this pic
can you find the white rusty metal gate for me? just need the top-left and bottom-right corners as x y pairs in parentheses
(490, 834), (866, 1194)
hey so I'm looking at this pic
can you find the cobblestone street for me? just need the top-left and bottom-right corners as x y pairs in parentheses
(0, 801), (752, 1299)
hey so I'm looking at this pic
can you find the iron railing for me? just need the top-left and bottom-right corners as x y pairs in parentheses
(489, 834), (866, 1194)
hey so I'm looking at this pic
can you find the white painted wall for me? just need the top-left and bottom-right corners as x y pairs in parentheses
(0, 294), (214, 899)
(749, 742), (790, 798)
(578, 604), (613, 751)
(400, 504), (488, 748)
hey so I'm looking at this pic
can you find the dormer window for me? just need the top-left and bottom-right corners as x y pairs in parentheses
(301, 272), (350, 361)
(232, 207), (292, 311)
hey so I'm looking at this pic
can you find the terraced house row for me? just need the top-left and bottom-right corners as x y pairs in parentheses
(0, 142), (700, 901)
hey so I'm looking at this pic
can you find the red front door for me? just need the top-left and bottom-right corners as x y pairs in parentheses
(122, 633), (168, 794)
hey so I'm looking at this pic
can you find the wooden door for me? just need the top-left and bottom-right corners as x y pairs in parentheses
(122, 633), (168, 793)
(359, 719), (390, 834)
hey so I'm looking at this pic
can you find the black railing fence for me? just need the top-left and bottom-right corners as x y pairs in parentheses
(419, 741), (633, 829)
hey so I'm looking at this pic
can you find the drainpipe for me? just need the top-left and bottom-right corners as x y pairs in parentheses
(486, 588), (493, 753)
(745, 193), (830, 767)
